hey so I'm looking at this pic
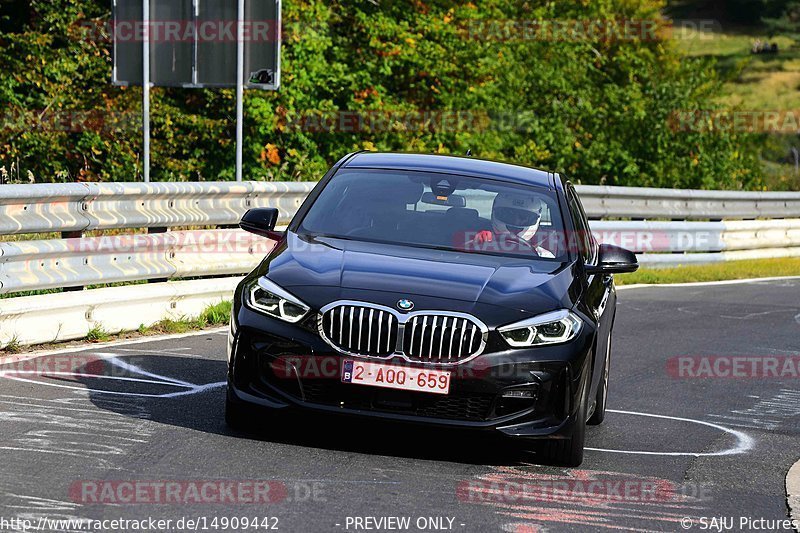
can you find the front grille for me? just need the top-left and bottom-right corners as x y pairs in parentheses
(319, 302), (487, 364)
(320, 304), (399, 357)
(403, 315), (482, 363)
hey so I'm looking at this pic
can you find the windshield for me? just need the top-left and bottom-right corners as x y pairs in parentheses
(297, 169), (567, 261)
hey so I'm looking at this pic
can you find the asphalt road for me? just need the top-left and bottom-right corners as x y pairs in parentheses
(1, 279), (799, 533)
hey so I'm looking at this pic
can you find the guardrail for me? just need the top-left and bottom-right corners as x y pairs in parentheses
(0, 278), (241, 346)
(577, 185), (800, 220)
(1, 181), (799, 347)
(592, 219), (800, 264)
(0, 181), (311, 235)
(0, 230), (273, 293)
(4, 182), (799, 235)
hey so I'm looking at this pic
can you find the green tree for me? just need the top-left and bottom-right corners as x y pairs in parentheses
(0, 0), (763, 189)
(763, 1), (800, 40)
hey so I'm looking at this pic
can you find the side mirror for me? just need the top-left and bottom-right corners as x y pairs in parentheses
(240, 208), (284, 240)
(585, 244), (639, 275)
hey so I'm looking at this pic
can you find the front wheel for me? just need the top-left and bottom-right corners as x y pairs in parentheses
(225, 388), (256, 431)
(540, 424), (585, 467)
(539, 377), (588, 467)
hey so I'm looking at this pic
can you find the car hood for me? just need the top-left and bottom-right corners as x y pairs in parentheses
(259, 233), (578, 316)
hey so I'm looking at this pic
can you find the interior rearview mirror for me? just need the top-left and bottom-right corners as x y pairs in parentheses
(420, 192), (467, 208)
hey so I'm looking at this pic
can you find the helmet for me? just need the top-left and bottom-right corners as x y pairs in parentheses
(491, 192), (544, 241)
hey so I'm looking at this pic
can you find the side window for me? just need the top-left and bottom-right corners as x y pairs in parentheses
(567, 186), (595, 263)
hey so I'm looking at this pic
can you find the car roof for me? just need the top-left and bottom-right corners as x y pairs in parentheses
(341, 152), (555, 189)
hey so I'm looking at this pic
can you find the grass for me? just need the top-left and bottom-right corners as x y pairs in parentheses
(2, 280), (177, 300)
(137, 300), (232, 336)
(616, 257), (800, 285)
(0, 288), (63, 299)
(0, 226), (220, 244)
(198, 300), (232, 326)
(673, 25), (800, 190)
(86, 324), (111, 342)
(2, 335), (21, 354)
(674, 26), (800, 111)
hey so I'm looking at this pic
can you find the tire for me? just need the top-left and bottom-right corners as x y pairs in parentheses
(540, 377), (588, 467)
(588, 331), (612, 426)
(225, 388), (255, 431)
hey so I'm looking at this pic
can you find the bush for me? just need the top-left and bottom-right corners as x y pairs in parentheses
(0, 0), (763, 189)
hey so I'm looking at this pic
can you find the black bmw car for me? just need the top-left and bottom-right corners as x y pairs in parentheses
(226, 152), (638, 466)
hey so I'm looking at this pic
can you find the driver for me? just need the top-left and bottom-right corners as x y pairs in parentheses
(471, 193), (555, 258)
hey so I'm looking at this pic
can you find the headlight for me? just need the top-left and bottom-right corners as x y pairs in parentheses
(498, 310), (582, 348)
(244, 277), (310, 323)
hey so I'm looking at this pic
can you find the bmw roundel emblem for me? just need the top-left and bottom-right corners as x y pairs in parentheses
(397, 299), (415, 311)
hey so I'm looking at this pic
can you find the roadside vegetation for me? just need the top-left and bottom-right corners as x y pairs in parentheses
(675, 27), (800, 110)
(0, 0), (762, 189)
(137, 301), (233, 336)
(1, 335), (22, 354)
(669, 1), (800, 190)
(616, 257), (800, 285)
(1, 2), (799, 350)
(85, 325), (111, 343)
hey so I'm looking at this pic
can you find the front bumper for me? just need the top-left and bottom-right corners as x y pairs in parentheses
(228, 303), (595, 439)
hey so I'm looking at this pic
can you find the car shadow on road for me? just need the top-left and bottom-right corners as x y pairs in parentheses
(75, 354), (549, 467)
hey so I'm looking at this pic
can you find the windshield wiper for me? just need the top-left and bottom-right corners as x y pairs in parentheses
(304, 232), (358, 242)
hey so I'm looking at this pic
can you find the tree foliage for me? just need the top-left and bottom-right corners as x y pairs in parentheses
(0, 0), (762, 189)
(763, 0), (800, 40)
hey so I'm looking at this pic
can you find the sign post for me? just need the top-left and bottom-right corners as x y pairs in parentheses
(236, 0), (245, 182)
(142, 0), (151, 183)
(112, 0), (281, 182)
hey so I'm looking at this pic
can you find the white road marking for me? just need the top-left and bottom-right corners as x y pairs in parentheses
(0, 354), (224, 398)
(111, 347), (215, 359)
(0, 370), (189, 388)
(100, 354), (197, 388)
(0, 350), (118, 368)
(720, 309), (792, 320)
(0, 374), (225, 399)
(707, 389), (800, 431)
(0, 353), (758, 458)
(157, 381), (226, 398)
(585, 409), (754, 457)
(2, 493), (82, 512)
(0, 395), (146, 417)
(0, 327), (227, 363)
(0, 399), (100, 414)
(0, 393), (153, 472)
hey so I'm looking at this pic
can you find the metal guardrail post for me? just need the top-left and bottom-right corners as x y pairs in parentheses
(148, 226), (169, 283)
(60, 230), (85, 292)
